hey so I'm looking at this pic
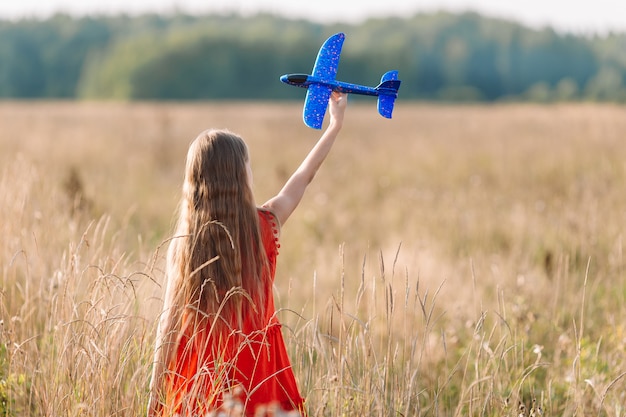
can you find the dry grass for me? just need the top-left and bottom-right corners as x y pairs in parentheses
(1, 100), (625, 416)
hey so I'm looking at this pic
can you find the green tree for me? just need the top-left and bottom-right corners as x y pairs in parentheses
(0, 29), (45, 97)
(1, 12), (625, 101)
(585, 66), (626, 100)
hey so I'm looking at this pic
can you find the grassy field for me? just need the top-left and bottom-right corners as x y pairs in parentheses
(1, 101), (625, 416)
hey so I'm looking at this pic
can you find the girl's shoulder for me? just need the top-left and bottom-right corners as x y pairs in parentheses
(258, 206), (281, 239)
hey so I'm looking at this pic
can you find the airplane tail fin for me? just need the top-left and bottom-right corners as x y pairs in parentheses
(376, 70), (401, 119)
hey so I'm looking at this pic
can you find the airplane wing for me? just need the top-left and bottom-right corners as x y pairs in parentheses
(304, 84), (333, 129)
(311, 32), (344, 79)
(303, 33), (345, 129)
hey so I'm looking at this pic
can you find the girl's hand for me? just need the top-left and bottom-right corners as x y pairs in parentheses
(328, 91), (347, 127)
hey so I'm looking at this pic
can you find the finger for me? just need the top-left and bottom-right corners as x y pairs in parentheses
(331, 91), (346, 101)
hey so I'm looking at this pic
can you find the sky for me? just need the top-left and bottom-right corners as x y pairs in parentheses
(1, 0), (626, 35)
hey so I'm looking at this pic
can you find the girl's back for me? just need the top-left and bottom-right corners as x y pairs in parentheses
(162, 209), (305, 416)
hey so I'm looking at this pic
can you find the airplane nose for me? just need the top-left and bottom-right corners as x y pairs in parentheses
(280, 74), (309, 85)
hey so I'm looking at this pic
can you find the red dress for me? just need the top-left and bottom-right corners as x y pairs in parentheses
(163, 209), (305, 416)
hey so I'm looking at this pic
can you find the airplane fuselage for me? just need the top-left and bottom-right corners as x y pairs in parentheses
(280, 74), (398, 97)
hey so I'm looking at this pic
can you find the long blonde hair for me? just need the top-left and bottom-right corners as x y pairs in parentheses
(169, 129), (268, 335)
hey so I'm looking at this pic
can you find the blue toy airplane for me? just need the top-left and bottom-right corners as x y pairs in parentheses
(280, 32), (401, 129)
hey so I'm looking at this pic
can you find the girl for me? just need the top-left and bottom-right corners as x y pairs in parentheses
(148, 92), (347, 417)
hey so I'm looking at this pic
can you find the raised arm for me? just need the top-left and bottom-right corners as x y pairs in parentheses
(264, 92), (347, 226)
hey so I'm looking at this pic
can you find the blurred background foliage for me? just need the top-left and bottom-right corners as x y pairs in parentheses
(1, 11), (626, 101)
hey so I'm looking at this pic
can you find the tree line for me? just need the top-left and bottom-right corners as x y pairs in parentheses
(1, 12), (626, 102)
